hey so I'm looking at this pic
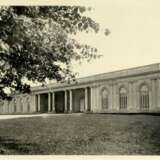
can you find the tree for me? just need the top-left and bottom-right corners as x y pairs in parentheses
(0, 6), (109, 100)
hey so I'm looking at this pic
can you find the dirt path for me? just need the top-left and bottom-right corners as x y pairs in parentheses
(0, 113), (83, 120)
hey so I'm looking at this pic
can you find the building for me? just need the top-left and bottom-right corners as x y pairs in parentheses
(1, 63), (160, 114)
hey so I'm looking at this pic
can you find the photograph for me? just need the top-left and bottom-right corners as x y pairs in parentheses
(0, 0), (160, 157)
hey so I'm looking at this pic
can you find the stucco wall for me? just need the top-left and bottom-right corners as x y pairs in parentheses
(55, 91), (65, 113)
(0, 94), (36, 114)
(91, 74), (160, 113)
(72, 89), (85, 112)
(1, 65), (160, 114)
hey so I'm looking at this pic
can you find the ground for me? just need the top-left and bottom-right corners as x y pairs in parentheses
(0, 113), (159, 155)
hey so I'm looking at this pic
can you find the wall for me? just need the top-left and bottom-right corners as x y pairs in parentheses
(40, 94), (48, 113)
(55, 91), (65, 113)
(72, 89), (85, 112)
(0, 72), (160, 114)
(0, 94), (36, 114)
(91, 73), (160, 113)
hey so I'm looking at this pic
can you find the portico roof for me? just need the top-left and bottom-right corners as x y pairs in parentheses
(31, 63), (160, 93)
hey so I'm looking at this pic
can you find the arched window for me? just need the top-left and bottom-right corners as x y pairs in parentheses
(119, 87), (127, 109)
(14, 99), (17, 113)
(20, 98), (23, 113)
(8, 101), (11, 113)
(7, 101), (9, 113)
(140, 84), (149, 109)
(27, 97), (30, 112)
(101, 88), (109, 109)
(0, 101), (4, 113)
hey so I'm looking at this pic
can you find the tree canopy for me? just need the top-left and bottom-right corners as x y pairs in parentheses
(0, 6), (109, 100)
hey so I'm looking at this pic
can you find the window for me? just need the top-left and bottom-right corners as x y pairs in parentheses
(0, 101), (4, 112)
(140, 85), (149, 109)
(119, 87), (127, 109)
(27, 98), (30, 112)
(20, 99), (23, 112)
(101, 89), (109, 109)
(14, 99), (16, 113)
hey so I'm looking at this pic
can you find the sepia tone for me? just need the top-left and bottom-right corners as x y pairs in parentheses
(0, 63), (160, 114)
(0, 2), (160, 155)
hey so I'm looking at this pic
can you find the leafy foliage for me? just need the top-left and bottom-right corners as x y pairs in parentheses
(0, 6), (108, 99)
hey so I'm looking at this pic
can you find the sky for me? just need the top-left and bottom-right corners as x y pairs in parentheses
(1, 0), (160, 79)
(71, 0), (160, 77)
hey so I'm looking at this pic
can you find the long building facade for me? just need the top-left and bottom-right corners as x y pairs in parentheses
(1, 63), (160, 114)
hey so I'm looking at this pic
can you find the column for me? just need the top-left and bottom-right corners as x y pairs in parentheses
(136, 91), (140, 111)
(149, 90), (152, 111)
(112, 84), (115, 110)
(7, 101), (9, 113)
(52, 92), (55, 113)
(85, 87), (88, 112)
(90, 87), (93, 112)
(132, 82), (137, 111)
(3, 102), (5, 113)
(48, 93), (51, 112)
(64, 90), (68, 112)
(38, 94), (40, 112)
(135, 81), (140, 111)
(94, 86), (98, 111)
(69, 90), (72, 112)
(115, 85), (119, 111)
(157, 78), (160, 109)
(113, 83), (118, 111)
(109, 84), (113, 110)
(128, 82), (133, 110)
(151, 80), (155, 109)
(151, 79), (157, 110)
(32, 94), (36, 112)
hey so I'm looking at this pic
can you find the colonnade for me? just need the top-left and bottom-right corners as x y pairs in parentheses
(35, 87), (90, 113)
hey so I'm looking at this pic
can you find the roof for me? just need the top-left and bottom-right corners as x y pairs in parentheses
(31, 63), (160, 92)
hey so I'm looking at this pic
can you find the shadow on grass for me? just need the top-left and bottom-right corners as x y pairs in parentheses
(0, 136), (42, 155)
(96, 113), (160, 116)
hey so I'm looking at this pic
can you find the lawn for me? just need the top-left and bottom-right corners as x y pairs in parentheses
(0, 114), (160, 155)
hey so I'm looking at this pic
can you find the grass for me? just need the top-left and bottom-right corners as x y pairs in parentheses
(0, 114), (159, 155)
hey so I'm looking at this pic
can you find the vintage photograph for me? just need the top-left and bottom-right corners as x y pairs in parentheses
(0, 0), (160, 156)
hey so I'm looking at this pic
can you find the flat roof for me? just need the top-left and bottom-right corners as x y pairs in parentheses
(31, 63), (160, 92)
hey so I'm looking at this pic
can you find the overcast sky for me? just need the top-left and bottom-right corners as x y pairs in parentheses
(70, 0), (160, 77)
(2, 0), (160, 79)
